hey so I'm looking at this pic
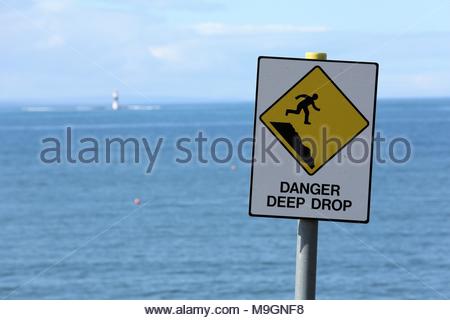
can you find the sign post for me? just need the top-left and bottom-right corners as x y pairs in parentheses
(295, 52), (326, 300)
(295, 217), (318, 299)
(249, 51), (378, 299)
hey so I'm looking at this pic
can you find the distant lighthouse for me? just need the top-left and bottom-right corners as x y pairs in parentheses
(112, 90), (119, 110)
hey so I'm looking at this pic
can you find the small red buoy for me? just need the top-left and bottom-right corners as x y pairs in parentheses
(133, 198), (141, 205)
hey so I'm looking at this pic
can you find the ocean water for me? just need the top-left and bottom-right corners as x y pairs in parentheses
(0, 99), (449, 299)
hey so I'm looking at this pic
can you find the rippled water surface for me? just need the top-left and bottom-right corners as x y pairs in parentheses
(0, 99), (449, 299)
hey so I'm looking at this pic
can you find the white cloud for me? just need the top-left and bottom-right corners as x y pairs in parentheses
(46, 34), (65, 47)
(193, 22), (328, 36)
(408, 74), (435, 87)
(34, 0), (73, 13)
(148, 45), (182, 62)
(380, 72), (450, 97)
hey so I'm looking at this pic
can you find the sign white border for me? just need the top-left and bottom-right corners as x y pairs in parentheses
(249, 56), (379, 223)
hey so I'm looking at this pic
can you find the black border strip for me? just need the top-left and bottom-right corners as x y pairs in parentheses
(248, 56), (379, 224)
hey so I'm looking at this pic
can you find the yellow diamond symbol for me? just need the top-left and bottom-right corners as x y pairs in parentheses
(260, 66), (369, 175)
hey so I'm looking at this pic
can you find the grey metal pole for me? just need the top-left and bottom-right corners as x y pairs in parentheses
(295, 219), (318, 299)
(294, 52), (327, 300)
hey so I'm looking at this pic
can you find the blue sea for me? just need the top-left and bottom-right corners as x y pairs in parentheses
(0, 99), (449, 299)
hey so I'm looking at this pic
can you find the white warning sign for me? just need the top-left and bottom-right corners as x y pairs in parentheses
(249, 56), (378, 223)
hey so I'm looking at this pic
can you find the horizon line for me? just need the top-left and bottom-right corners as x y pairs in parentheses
(1, 95), (450, 106)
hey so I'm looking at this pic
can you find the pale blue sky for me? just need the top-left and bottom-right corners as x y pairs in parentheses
(1, 0), (449, 103)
